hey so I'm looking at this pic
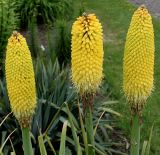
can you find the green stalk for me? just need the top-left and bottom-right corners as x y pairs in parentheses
(22, 127), (33, 155)
(78, 101), (88, 155)
(130, 114), (140, 155)
(85, 105), (95, 155)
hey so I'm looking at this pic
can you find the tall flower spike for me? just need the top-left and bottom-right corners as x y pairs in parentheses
(123, 6), (154, 113)
(5, 31), (36, 128)
(71, 13), (104, 95)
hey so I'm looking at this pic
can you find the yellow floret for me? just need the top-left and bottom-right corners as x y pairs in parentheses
(123, 6), (154, 112)
(5, 31), (36, 128)
(71, 13), (104, 95)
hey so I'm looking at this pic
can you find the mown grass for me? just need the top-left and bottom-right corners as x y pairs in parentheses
(84, 0), (160, 154)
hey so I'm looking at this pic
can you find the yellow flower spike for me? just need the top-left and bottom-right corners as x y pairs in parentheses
(71, 13), (104, 95)
(123, 6), (154, 113)
(5, 31), (36, 128)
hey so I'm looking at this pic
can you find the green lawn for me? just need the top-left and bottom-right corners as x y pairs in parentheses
(85, 0), (160, 154)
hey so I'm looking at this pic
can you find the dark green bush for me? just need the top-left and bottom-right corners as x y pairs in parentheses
(18, 0), (73, 26)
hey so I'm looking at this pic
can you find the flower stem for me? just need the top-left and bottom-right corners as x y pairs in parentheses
(130, 114), (140, 155)
(85, 105), (95, 155)
(22, 127), (33, 155)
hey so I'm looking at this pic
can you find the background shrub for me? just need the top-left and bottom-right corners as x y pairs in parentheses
(0, 0), (19, 76)
(18, 0), (73, 26)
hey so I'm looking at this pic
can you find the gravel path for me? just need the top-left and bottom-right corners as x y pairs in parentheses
(128, 0), (160, 18)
